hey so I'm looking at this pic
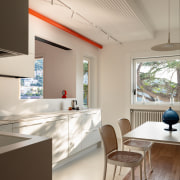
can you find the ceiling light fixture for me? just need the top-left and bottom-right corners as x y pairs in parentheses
(71, 11), (74, 19)
(151, 0), (180, 51)
(55, 0), (122, 45)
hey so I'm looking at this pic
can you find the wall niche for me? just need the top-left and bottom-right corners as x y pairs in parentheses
(35, 37), (76, 99)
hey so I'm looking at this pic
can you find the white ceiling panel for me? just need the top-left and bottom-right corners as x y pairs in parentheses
(29, 0), (180, 46)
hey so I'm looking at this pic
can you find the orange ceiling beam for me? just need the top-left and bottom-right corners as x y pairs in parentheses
(29, 8), (103, 49)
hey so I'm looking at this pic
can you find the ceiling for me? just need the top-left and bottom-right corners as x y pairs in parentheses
(29, 0), (180, 46)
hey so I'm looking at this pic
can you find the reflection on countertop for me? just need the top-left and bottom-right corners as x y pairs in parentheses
(0, 108), (99, 124)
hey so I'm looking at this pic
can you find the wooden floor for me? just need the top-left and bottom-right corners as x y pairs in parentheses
(123, 143), (180, 180)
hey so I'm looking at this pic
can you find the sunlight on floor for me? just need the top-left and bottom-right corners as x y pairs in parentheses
(53, 147), (130, 180)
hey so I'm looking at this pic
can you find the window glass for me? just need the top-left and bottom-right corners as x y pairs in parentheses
(83, 60), (89, 107)
(20, 58), (43, 99)
(133, 56), (180, 104)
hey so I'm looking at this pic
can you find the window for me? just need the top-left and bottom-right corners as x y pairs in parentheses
(132, 55), (180, 104)
(83, 59), (89, 107)
(20, 58), (43, 99)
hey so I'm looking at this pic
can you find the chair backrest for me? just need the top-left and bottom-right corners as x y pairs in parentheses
(118, 118), (132, 144)
(99, 124), (118, 155)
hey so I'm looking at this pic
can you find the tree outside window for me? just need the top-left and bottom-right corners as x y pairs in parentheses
(133, 56), (180, 104)
(83, 60), (89, 107)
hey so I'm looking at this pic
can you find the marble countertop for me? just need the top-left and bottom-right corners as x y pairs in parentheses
(0, 109), (100, 125)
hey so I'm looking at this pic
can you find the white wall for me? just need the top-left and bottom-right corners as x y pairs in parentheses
(99, 30), (180, 135)
(0, 15), (99, 116)
(35, 40), (76, 99)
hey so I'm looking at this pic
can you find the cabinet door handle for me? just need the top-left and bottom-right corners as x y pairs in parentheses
(13, 122), (44, 128)
(69, 142), (74, 148)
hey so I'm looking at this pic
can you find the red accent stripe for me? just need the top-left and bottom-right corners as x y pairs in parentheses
(29, 8), (103, 49)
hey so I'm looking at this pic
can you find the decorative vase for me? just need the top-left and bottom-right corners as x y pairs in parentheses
(162, 107), (179, 131)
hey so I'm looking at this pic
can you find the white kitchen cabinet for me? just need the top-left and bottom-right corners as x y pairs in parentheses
(53, 115), (68, 163)
(81, 128), (100, 149)
(0, 124), (12, 133)
(68, 109), (101, 155)
(68, 113), (82, 156)
(81, 110), (101, 149)
(13, 115), (69, 164)
(12, 116), (52, 135)
(13, 121), (47, 135)
(43, 120), (57, 164)
(3, 109), (101, 165)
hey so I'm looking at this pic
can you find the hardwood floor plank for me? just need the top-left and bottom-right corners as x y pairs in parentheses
(123, 143), (180, 180)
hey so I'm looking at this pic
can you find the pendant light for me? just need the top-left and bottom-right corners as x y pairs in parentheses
(151, 0), (180, 51)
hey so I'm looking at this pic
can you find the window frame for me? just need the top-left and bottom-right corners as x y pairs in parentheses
(20, 57), (44, 99)
(83, 57), (90, 108)
(131, 55), (180, 105)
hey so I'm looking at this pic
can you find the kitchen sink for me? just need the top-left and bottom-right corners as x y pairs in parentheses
(0, 134), (29, 147)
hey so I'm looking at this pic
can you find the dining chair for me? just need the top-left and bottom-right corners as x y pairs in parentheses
(99, 124), (143, 180)
(118, 118), (153, 179)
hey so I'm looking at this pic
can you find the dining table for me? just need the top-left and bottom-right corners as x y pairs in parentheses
(123, 121), (180, 145)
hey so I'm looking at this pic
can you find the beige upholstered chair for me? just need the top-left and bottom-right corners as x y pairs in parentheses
(118, 118), (153, 179)
(99, 124), (143, 180)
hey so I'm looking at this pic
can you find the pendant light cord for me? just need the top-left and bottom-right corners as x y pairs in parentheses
(179, 0), (180, 43)
(151, 0), (180, 51)
(168, 0), (170, 43)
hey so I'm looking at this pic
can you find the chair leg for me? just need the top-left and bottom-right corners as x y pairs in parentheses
(140, 163), (142, 180)
(103, 159), (107, 180)
(143, 151), (147, 180)
(112, 165), (117, 180)
(131, 168), (135, 180)
(148, 148), (153, 172)
(119, 145), (124, 175)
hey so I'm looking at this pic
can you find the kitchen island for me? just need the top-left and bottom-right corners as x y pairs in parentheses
(0, 109), (101, 168)
(0, 131), (52, 180)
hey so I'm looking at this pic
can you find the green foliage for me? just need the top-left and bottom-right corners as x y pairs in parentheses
(25, 91), (33, 96)
(137, 59), (180, 102)
(83, 84), (88, 105)
(83, 61), (88, 74)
